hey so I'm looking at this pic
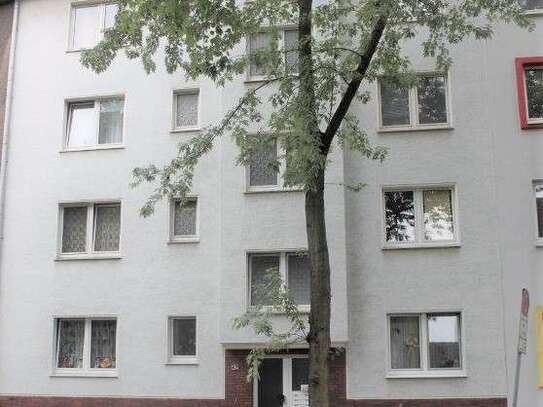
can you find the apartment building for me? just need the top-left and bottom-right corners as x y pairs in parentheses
(0, 1), (541, 406)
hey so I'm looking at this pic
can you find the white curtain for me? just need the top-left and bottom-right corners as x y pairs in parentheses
(94, 204), (121, 252)
(57, 319), (85, 368)
(390, 316), (420, 369)
(98, 99), (124, 144)
(174, 199), (197, 236)
(91, 320), (117, 369)
(62, 206), (87, 253)
(175, 93), (199, 128)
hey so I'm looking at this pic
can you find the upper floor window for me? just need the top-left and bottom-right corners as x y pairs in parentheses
(516, 57), (543, 129)
(172, 89), (200, 132)
(58, 202), (121, 260)
(383, 186), (459, 248)
(54, 317), (117, 377)
(70, 2), (119, 51)
(248, 28), (299, 80)
(378, 73), (450, 131)
(388, 313), (464, 378)
(167, 316), (198, 364)
(248, 252), (310, 311)
(65, 97), (124, 151)
(170, 197), (199, 243)
(519, 0), (543, 11)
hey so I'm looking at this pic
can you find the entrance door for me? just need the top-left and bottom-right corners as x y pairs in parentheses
(256, 357), (309, 407)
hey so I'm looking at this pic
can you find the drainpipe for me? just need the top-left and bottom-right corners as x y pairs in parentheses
(0, 0), (20, 276)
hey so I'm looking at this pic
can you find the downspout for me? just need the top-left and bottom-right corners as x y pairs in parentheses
(0, 0), (20, 279)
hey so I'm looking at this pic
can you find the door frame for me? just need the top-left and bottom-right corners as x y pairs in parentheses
(253, 354), (309, 407)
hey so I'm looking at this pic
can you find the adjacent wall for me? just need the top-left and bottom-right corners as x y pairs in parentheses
(0, 1), (13, 148)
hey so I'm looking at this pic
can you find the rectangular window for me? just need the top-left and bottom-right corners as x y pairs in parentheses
(535, 182), (543, 241)
(55, 318), (117, 375)
(66, 97), (124, 150)
(170, 198), (199, 242)
(520, 0), (543, 11)
(59, 202), (121, 258)
(168, 317), (198, 364)
(248, 28), (299, 79)
(383, 186), (457, 247)
(173, 90), (199, 131)
(248, 139), (279, 189)
(516, 57), (543, 129)
(378, 73), (450, 130)
(248, 252), (310, 310)
(70, 2), (119, 50)
(388, 313), (463, 376)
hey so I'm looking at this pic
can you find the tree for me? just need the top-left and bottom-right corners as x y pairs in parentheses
(81, 1), (531, 405)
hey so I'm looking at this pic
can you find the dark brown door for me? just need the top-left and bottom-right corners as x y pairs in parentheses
(258, 359), (284, 407)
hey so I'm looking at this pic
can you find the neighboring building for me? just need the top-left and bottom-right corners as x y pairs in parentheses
(0, 1), (541, 407)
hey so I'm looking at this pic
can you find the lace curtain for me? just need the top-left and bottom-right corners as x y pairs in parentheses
(98, 98), (124, 144)
(250, 255), (280, 306)
(172, 318), (196, 356)
(175, 93), (199, 128)
(249, 139), (278, 187)
(62, 207), (87, 253)
(94, 204), (121, 252)
(284, 30), (299, 71)
(57, 319), (85, 368)
(390, 316), (421, 369)
(174, 200), (197, 236)
(249, 32), (272, 76)
(91, 320), (117, 369)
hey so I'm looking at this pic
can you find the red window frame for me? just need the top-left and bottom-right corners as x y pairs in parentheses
(516, 56), (543, 130)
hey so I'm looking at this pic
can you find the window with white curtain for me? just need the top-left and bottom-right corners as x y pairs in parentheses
(379, 73), (450, 130)
(383, 186), (458, 247)
(55, 318), (117, 375)
(66, 97), (124, 149)
(168, 317), (198, 364)
(59, 202), (121, 258)
(524, 66), (543, 123)
(173, 90), (199, 131)
(248, 252), (310, 310)
(248, 27), (299, 79)
(70, 2), (119, 50)
(170, 198), (199, 242)
(388, 313), (463, 376)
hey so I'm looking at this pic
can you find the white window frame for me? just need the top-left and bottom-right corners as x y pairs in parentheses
(381, 184), (460, 250)
(51, 316), (119, 378)
(171, 89), (201, 133)
(521, 0), (543, 14)
(166, 316), (198, 365)
(245, 136), (301, 193)
(68, 1), (118, 52)
(57, 201), (122, 260)
(63, 95), (126, 152)
(523, 65), (543, 125)
(246, 26), (299, 82)
(377, 72), (452, 132)
(386, 312), (466, 379)
(247, 251), (310, 313)
(534, 180), (543, 246)
(169, 196), (200, 244)
(252, 354), (309, 407)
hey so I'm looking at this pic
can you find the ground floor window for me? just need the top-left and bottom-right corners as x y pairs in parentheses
(54, 317), (117, 376)
(388, 312), (464, 377)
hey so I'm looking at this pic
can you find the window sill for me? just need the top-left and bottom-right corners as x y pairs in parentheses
(524, 9), (543, 15)
(170, 127), (201, 134)
(166, 357), (199, 365)
(386, 370), (467, 379)
(245, 186), (304, 194)
(382, 241), (461, 250)
(51, 370), (118, 378)
(168, 237), (200, 244)
(378, 125), (453, 134)
(55, 253), (122, 261)
(60, 144), (126, 153)
(536, 240), (543, 247)
(250, 305), (310, 314)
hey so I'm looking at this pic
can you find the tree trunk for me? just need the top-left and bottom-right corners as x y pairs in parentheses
(305, 169), (331, 407)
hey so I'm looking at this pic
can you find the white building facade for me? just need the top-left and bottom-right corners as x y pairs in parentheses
(0, 1), (542, 406)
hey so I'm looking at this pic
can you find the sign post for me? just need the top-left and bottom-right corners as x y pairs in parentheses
(513, 288), (530, 407)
